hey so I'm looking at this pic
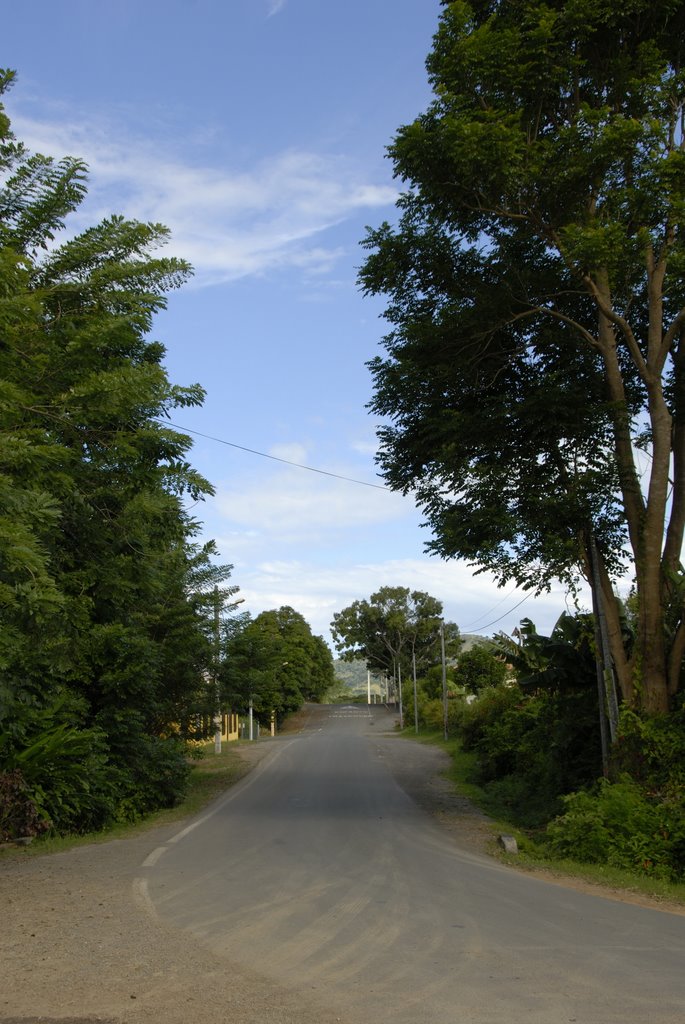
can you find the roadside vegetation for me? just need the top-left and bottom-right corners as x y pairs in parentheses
(0, 74), (332, 846)
(331, 581), (685, 890)
(346, 1), (685, 902)
(395, 614), (685, 896)
(407, 726), (685, 908)
(5, 0), (685, 892)
(0, 741), (252, 857)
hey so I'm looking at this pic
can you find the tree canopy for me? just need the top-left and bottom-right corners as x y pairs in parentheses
(359, 1), (685, 715)
(0, 70), (230, 834)
(330, 586), (461, 678)
(454, 644), (508, 696)
(223, 606), (334, 722)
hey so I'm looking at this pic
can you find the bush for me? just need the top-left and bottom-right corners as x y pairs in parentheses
(6, 724), (121, 835)
(0, 769), (51, 841)
(95, 707), (192, 820)
(612, 704), (685, 795)
(546, 777), (685, 880)
(458, 685), (525, 777)
(452, 684), (602, 826)
(454, 644), (508, 694)
(126, 735), (191, 814)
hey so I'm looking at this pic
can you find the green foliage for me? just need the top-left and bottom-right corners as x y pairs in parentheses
(454, 680), (602, 826)
(440, 616), (685, 875)
(117, 735), (191, 817)
(9, 723), (118, 834)
(331, 586), (460, 678)
(0, 769), (50, 841)
(359, 1), (685, 713)
(454, 643), (508, 695)
(546, 778), (685, 880)
(223, 606), (334, 723)
(0, 690), (120, 835)
(613, 704), (685, 796)
(0, 71), (225, 835)
(419, 663), (456, 702)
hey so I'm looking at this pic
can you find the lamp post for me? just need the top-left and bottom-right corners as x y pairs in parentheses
(213, 589), (222, 753)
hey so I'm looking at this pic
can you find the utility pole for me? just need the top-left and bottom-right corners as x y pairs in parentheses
(397, 659), (404, 730)
(212, 591), (245, 754)
(412, 648), (419, 735)
(589, 533), (619, 775)
(441, 620), (448, 742)
(213, 586), (222, 754)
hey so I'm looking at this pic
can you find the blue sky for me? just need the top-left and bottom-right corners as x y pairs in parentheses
(4, 0), (591, 647)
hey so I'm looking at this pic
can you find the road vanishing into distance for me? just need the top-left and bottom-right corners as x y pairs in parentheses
(140, 705), (685, 1024)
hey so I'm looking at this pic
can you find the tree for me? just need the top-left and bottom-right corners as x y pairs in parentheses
(0, 70), (226, 830)
(495, 614), (607, 696)
(359, 2), (685, 715)
(330, 586), (460, 684)
(223, 606), (333, 723)
(454, 644), (508, 696)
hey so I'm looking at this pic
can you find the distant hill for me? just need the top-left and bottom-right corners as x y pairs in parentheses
(460, 633), (491, 651)
(333, 659), (370, 690)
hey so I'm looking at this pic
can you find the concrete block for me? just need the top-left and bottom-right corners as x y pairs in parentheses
(498, 834), (519, 855)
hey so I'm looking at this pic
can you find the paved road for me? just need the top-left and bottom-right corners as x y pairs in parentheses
(141, 705), (685, 1024)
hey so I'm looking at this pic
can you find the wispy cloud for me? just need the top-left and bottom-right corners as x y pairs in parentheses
(213, 461), (406, 538)
(9, 108), (398, 285)
(266, 0), (286, 16)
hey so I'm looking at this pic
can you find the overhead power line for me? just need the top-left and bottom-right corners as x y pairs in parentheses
(463, 591), (534, 634)
(160, 420), (391, 491)
(161, 419), (537, 632)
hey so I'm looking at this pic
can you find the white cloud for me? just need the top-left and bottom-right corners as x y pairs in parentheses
(213, 463), (406, 536)
(204, 461), (591, 646)
(268, 442), (310, 464)
(266, 0), (286, 16)
(229, 554), (591, 649)
(9, 110), (398, 285)
(351, 439), (379, 457)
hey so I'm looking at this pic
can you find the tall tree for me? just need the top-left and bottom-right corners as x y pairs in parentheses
(359, 1), (685, 714)
(0, 70), (226, 827)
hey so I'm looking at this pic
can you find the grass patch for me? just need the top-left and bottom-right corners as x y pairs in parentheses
(512, 848), (685, 906)
(397, 726), (685, 907)
(0, 741), (253, 859)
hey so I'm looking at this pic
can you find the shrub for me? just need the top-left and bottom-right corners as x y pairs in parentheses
(95, 707), (192, 819)
(454, 644), (508, 694)
(7, 724), (121, 834)
(546, 777), (685, 880)
(127, 735), (191, 814)
(453, 683), (602, 826)
(0, 769), (51, 841)
(612, 704), (685, 795)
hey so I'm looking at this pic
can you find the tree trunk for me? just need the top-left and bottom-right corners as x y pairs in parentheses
(594, 288), (671, 714)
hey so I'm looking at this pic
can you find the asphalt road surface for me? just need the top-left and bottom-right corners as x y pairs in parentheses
(140, 705), (685, 1024)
